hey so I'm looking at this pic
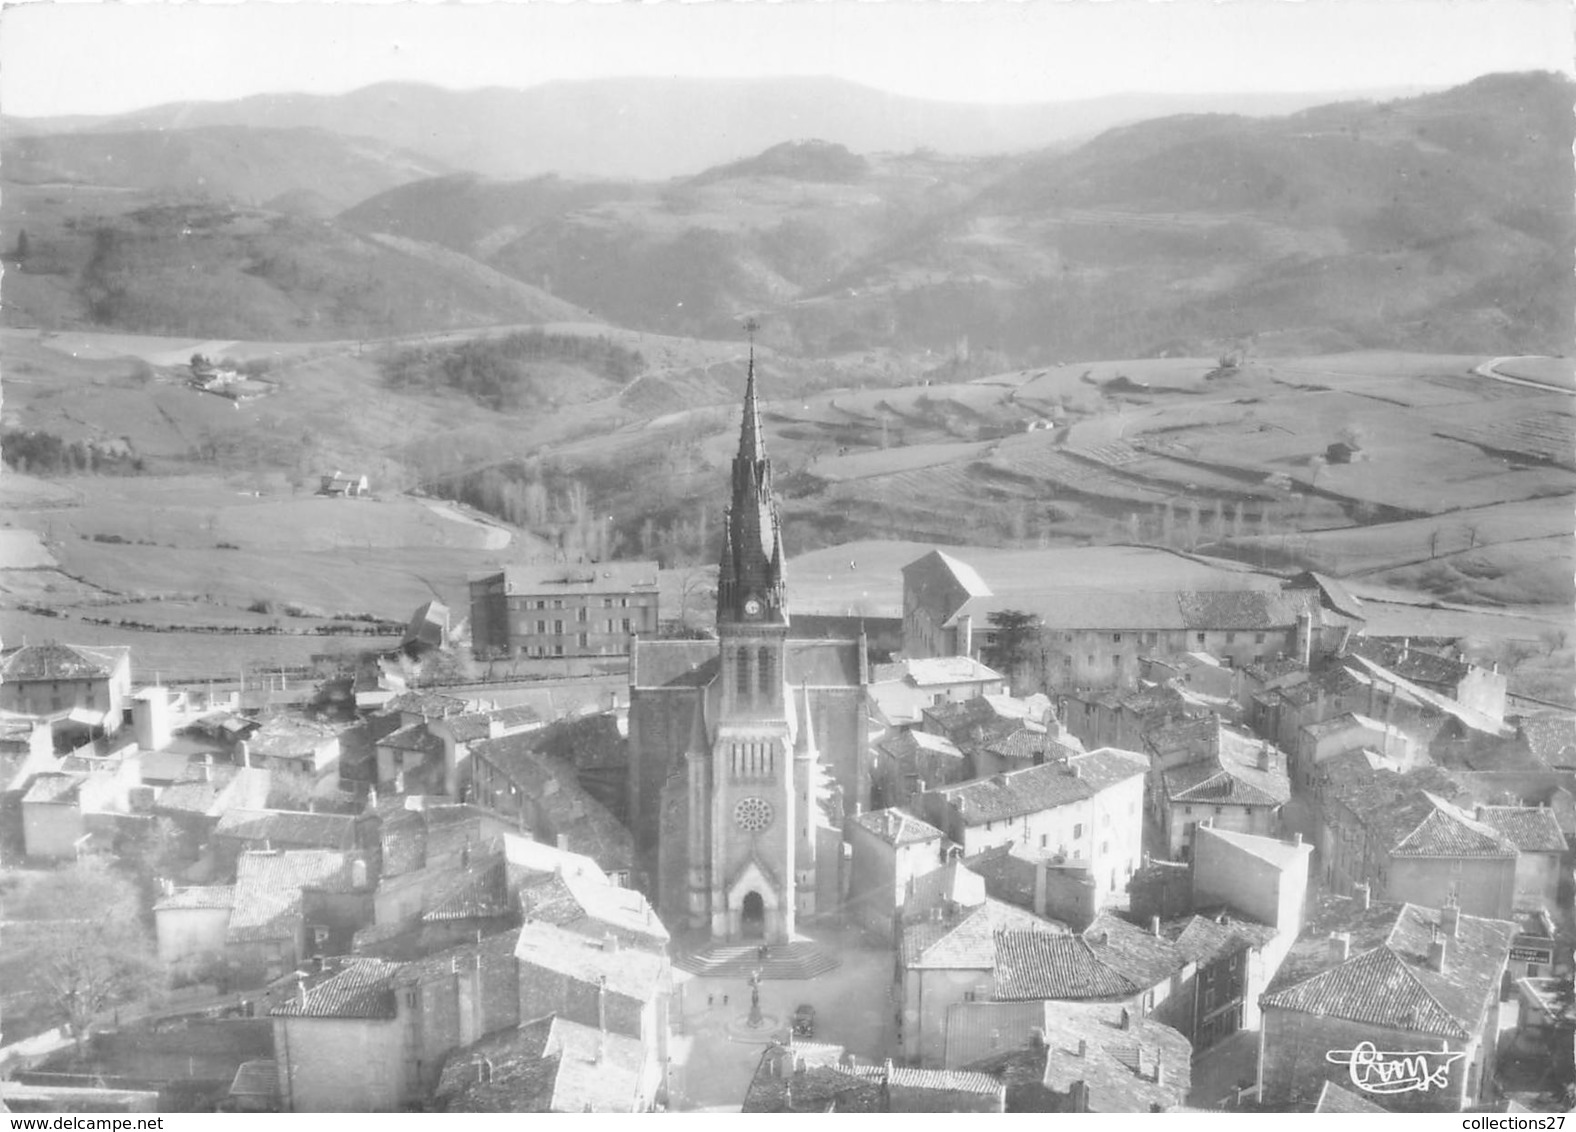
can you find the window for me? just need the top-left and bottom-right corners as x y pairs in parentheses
(604, 598), (614, 608)
(553, 600), (563, 610)
(1143, 632), (1157, 646)
(554, 645), (564, 656)
(1226, 632), (1236, 644)
(1111, 654), (1120, 669)
(1086, 655), (1095, 666)
(578, 633), (589, 648)
(535, 620), (546, 634)
(1215, 806), (1224, 816)
(736, 649), (751, 698)
(578, 607), (588, 622)
(620, 597), (630, 608)
(1040, 834), (1048, 847)
(1112, 633), (1122, 643)
(1196, 633), (1206, 645)
(1185, 806), (1193, 816)
(554, 620), (564, 634)
(759, 647), (774, 694)
(1073, 823), (1083, 839)
(406, 990), (418, 1008)
(1101, 840), (1108, 855)
(1255, 632), (1266, 644)
(623, 618), (633, 634)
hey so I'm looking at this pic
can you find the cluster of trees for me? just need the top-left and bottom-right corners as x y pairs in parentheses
(2, 430), (144, 476)
(380, 330), (646, 411)
(5, 859), (164, 1057)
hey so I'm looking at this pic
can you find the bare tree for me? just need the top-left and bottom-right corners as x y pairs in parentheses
(12, 859), (164, 1058)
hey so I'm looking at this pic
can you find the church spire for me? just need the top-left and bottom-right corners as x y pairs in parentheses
(738, 324), (766, 468)
(717, 318), (787, 625)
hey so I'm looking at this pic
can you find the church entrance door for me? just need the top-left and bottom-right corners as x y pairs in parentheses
(740, 891), (766, 939)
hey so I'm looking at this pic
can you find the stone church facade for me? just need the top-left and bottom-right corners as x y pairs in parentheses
(627, 352), (867, 942)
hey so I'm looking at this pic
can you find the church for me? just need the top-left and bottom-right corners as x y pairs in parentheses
(626, 349), (868, 943)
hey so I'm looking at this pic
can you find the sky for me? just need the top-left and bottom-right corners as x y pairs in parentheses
(1, 0), (1572, 119)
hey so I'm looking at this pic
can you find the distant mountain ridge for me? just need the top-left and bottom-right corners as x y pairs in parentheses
(3, 76), (1438, 180)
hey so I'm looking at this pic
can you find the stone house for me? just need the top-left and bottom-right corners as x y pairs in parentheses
(468, 561), (660, 661)
(743, 1039), (1005, 1112)
(1474, 804), (1566, 913)
(921, 747), (1148, 902)
(951, 1000), (1191, 1111)
(845, 807), (945, 939)
(0, 642), (132, 732)
(1258, 894), (1516, 1111)
(1315, 764), (1518, 920)
(1150, 720), (1290, 860)
(870, 730), (970, 812)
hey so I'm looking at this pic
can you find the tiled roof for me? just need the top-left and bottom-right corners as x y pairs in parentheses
(1263, 897), (1518, 1039)
(1476, 805), (1567, 853)
(155, 885), (235, 912)
(1169, 913), (1276, 968)
(1519, 713), (1576, 766)
(956, 1000), (1191, 1112)
(493, 561), (659, 595)
(436, 1018), (557, 1112)
(958, 586), (1314, 633)
(1315, 1080), (1386, 1113)
(229, 850), (360, 943)
(422, 855), (512, 922)
(270, 958), (401, 1019)
(246, 715), (341, 757)
(228, 1060), (279, 1101)
(1, 643), (123, 681)
(936, 748), (1147, 825)
(377, 723), (446, 756)
(1083, 911), (1188, 990)
(519, 871), (670, 946)
(1345, 638), (1469, 689)
(471, 736), (634, 870)
(512, 919), (669, 1003)
(877, 729), (966, 764)
(743, 1044), (882, 1113)
(902, 899), (1053, 970)
(854, 807), (943, 846)
(903, 860), (989, 920)
(903, 657), (1004, 687)
(1346, 654), (1510, 738)
(214, 808), (357, 850)
(1389, 793), (1518, 858)
(523, 713), (626, 772)
(397, 929), (520, 987)
(1163, 761), (1289, 807)
(384, 690), (471, 718)
(503, 831), (608, 884)
(882, 1064), (1003, 1096)
(992, 931), (1139, 1001)
(983, 727), (1080, 765)
(22, 772), (85, 804)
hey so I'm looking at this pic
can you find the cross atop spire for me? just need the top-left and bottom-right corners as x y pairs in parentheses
(738, 317), (765, 466)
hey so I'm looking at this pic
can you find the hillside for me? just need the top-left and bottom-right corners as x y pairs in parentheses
(339, 72), (1575, 359)
(0, 125), (450, 214)
(3, 78), (1427, 181)
(0, 187), (589, 339)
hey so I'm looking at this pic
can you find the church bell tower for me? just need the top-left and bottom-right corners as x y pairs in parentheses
(694, 324), (798, 942)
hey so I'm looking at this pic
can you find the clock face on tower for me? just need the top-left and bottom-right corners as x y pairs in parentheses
(743, 597), (762, 618)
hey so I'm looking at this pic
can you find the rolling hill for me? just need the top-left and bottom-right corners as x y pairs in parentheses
(1, 125), (451, 214)
(3, 78), (1431, 181)
(335, 72), (1574, 359)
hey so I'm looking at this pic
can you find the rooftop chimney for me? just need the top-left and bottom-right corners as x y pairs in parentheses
(1329, 932), (1351, 963)
(1429, 926), (1448, 973)
(1077, 1038), (1087, 1057)
(1150, 916), (1161, 938)
(1353, 882), (1371, 911)
(1257, 742), (1271, 771)
(1293, 831), (1303, 845)
(1119, 1007), (1131, 1031)
(1441, 900), (1460, 938)
(597, 975), (608, 1035)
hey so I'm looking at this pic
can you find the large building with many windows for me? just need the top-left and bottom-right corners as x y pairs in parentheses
(468, 561), (660, 660)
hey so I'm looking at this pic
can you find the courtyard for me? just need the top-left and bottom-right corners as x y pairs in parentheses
(665, 926), (898, 1111)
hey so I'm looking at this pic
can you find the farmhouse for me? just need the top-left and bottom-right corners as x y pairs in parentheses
(0, 642), (132, 732)
(900, 548), (1361, 690)
(468, 560), (660, 661)
(318, 471), (369, 497)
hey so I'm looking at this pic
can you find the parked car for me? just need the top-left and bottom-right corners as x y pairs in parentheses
(793, 1003), (816, 1038)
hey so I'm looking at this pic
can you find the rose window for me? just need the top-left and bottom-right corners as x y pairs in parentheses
(733, 796), (774, 832)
